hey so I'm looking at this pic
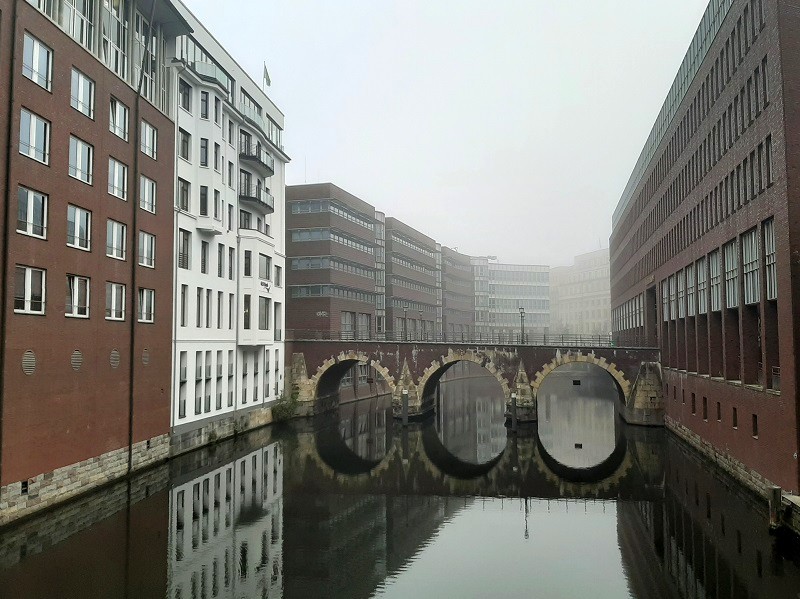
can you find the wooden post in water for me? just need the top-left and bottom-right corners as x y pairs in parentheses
(768, 485), (782, 529)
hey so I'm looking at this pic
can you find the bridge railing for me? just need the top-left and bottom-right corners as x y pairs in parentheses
(283, 330), (650, 347)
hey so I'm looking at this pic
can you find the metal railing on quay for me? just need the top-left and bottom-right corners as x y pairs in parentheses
(282, 330), (651, 347)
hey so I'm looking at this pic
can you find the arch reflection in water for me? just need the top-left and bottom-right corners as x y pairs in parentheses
(537, 362), (622, 470)
(433, 361), (507, 465)
(169, 439), (284, 599)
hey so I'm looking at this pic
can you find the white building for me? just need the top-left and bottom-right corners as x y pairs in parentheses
(549, 249), (611, 336)
(168, 1), (288, 438)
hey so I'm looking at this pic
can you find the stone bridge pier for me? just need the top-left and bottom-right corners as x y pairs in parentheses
(286, 341), (664, 426)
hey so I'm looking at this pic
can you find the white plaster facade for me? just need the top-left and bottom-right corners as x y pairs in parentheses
(168, 1), (288, 429)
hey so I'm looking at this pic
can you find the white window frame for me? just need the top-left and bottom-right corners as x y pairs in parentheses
(67, 204), (91, 251)
(69, 136), (93, 184)
(108, 157), (128, 199)
(138, 230), (155, 268)
(764, 219), (777, 301)
(138, 288), (155, 323)
(106, 219), (127, 260)
(140, 175), (156, 213)
(66, 274), (90, 318)
(106, 282), (126, 321)
(70, 68), (95, 118)
(109, 97), (129, 140)
(22, 33), (52, 90)
(742, 229), (760, 305)
(141, 120), (157, 158)
(17, 186), (47, 239)
(19, 109), (50, 164)
(14, 265), (46, 315)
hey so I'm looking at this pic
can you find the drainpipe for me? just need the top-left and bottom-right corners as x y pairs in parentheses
(127, 0), (159, 474)
(0, 0), (21, 487)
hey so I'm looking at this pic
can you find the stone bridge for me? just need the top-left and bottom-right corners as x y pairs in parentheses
(282, 417), (666, 501)
(286, 341), (664, 425)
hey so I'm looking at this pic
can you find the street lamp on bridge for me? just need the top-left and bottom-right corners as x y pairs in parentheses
(403, 305), (408, 341)
(519, 307), (526, 344)
(419, 308), (423, 341)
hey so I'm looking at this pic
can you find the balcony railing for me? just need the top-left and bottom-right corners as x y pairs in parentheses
(191, 61), (228, 91)
(178, 252), (189, 270)
(239, 142), (275, 175)
(238, 184), (274, 213)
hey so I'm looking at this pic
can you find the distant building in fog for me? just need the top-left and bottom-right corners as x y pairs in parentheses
(472, 257), (549, 342)
(549, 249), (611, 336)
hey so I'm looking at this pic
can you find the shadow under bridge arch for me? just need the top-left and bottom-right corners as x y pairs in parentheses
(417, 351), (511, 411)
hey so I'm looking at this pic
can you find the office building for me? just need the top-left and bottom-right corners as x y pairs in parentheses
(610, 0), (799, 492)
(168, 0), (288, 452)
(550, 249), (611, 336)
(0, 0), (190, 525)
(440, 246), (474, 341)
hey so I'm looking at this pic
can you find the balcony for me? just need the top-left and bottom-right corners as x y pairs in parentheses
(239, 184), (274, 214)
(196, 214), (224, 236)
(191, 61), (228, 91)
(239, 142), (275, 176)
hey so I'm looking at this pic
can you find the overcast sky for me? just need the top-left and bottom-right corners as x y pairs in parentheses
(184, 0), (709, 266)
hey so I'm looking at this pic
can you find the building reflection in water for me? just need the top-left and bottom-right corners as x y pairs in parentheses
(537, 362), (620, 469)
(169, 439), (284, 599)
(434, 361), (507, 464)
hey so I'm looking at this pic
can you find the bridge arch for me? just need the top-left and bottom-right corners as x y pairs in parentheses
(416, 349), (510, 404)
(530, 351), (630, 403)
(311, 350), (396, 400)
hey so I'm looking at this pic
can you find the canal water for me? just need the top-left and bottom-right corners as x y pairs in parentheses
(1, 362), (799, 598)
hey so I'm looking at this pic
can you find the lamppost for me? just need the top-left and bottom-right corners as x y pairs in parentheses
(519, 307), (525, 344)
(418, 309), (423, 341)
(403, 305), (408, 341)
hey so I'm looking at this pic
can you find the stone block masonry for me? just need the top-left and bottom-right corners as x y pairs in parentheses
(0, 434), (169, 527)
(170, 405), (276, 457)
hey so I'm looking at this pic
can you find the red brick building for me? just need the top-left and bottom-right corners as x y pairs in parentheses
(611, 0), (799, 493)
(0, 0), (188, 524)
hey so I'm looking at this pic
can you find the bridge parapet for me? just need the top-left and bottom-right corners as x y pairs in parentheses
(286, 340), (663, 426)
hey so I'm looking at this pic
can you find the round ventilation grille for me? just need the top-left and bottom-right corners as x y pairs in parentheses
(110, 349), (121, 369)
(71, 350), (83, 371)
(142, 348), (150, 365)
(22, 350), (36, 375)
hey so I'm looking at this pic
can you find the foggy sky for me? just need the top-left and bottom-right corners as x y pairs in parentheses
(184, 0), (709, 266)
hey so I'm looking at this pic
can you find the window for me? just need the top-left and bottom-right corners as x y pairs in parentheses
(214, 190), (221, 220)
(200, 138), (209, 167)
(178, 128), (190, 161)
(22, 33), (52, 90)
(228, 248), (235, 280)
(200, 186), (209, 216)
(709, 251), (721, 312)
(180, 284), (187, 327)
(69, 136), (93, 184)
(228, 119), (235, 144)
(240, 210), (252, 229)
(259, 296), (270, 330)
(17, 186), (47, 238)
(14, 266), (45, 314)
(138, 288), (155, 323)
(275, 265), (282, 287)
(140, 175), (156, 213)
(70, 69), (95, 118)
(742, 229), (759, 304)
(109, 97), (129, 140)
(196, 287), (203, 327)
(106, 219), (126, 260)
(201, 241), (209, 274)
(67, 205), (91, 250)
(724, 240), (739, 309)
(19, 109), (50, 163)
(200, 91), (209, 119)
(243, 294), (251, 329)
(106, 282), (125, 320)
(697, 257), (708, 314)
(259, 254), (271, 280)
(63, 0), (94, 50)
(66, 275), (90, 318)
(108, 158), (127, 199)
(141, 120), (157, 158)
(214, 97), (221, 124)
(101, 0), (128, 77)
(177, 178), (190, 211)
(764, 219), (777, 300)
(217, 244), (225, 278)
(139, 231), (155, 267)
(178, 229), (190, 269)
(244, 250), (252, 277)
(179, 78), (191, 111)
(214, 143), (220, 171)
